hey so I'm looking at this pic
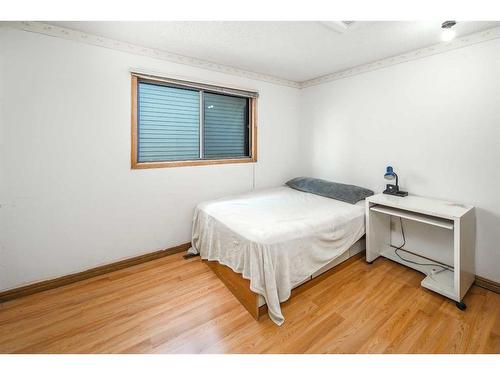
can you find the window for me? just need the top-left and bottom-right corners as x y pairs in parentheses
(131, 73), (257, 168)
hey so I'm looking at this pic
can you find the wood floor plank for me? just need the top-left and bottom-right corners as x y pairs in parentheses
(0, 254), (498, 354)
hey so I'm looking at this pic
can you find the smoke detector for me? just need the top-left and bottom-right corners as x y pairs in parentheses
(319, 21), (357, 34)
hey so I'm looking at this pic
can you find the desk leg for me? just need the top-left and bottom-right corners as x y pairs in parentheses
(456, 210), (476, 302)
(366, 205), (390, 263)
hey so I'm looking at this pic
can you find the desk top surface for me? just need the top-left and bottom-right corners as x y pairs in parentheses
(366, 193), (473, 219)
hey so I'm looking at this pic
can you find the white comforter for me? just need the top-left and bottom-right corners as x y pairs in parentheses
(190, 186), (365, 325)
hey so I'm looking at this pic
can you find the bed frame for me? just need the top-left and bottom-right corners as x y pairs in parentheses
(202, 238), (365, 320)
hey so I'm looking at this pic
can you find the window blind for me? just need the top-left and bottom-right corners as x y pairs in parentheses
(204, 93), (249, 159)
(138, 82), (200, 162)
(134, 75), (256, 166)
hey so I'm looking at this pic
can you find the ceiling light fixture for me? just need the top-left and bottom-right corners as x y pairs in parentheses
(441, 20), (457, 42)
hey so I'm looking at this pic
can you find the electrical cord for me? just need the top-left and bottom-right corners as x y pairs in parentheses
(392, 217), (453, 271)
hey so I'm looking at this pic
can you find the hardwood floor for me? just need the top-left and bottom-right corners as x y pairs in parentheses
(0, 253), (498, 353)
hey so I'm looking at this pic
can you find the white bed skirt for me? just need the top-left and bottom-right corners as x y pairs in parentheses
(257, 237), (365, 307)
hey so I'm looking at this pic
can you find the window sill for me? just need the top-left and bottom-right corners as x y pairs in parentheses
(131, 157), (257, 169)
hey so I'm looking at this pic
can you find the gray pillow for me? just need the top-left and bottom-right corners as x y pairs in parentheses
(285, 177), (373, 204)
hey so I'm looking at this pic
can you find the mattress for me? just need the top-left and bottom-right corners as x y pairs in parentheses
(190, 186), (365, 325)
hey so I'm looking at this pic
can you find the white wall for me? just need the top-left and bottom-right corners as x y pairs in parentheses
(302, 38), (500, 282)
(0, 27), (307, 290)
(1, 26), (499, 291)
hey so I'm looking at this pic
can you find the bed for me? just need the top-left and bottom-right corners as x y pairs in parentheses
(189, 183), (369, 325)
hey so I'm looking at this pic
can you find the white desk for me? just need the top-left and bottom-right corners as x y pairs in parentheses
(365, 194), (475, 309)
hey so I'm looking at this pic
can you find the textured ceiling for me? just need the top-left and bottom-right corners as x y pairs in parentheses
(49, 21), (500, 82)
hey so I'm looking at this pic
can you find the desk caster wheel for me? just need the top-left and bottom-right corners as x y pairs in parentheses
(456, 301), (466, 311)
(366, 261), (373, 265)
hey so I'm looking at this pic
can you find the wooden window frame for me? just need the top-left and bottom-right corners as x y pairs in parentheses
(131, 75), (258, 169)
